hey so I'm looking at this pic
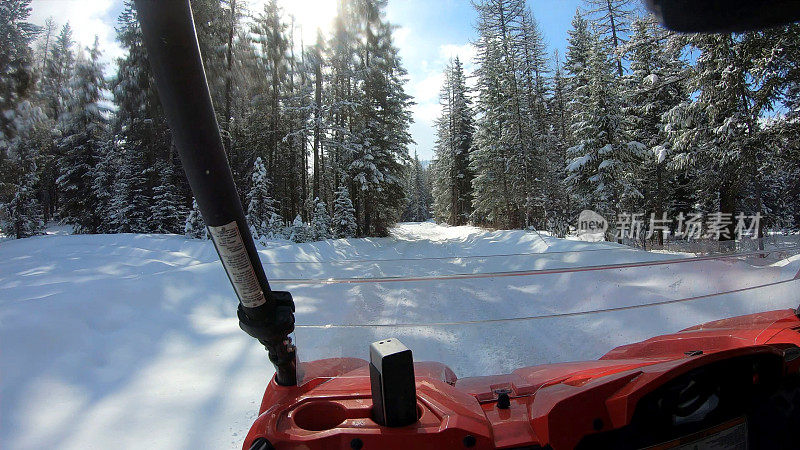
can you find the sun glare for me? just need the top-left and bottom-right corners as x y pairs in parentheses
(278, 0), (338, 43)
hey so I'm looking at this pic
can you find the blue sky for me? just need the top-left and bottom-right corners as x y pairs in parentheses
(29, 0), (587, 161)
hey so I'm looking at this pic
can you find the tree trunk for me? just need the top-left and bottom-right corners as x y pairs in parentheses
(313, 59), (322, 201)
(719, 180), (737, 251)
(606, 0), (624, 77)
(656, 163), (664, 246)
(224, 0), (235, 156)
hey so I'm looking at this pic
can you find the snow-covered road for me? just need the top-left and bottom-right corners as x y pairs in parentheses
(1, 222), (799, 449)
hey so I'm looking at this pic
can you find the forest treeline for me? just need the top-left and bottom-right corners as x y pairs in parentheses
(3, 0), (800, 243)
(432, 0), (800, 241)
(0, 0), (424, 241)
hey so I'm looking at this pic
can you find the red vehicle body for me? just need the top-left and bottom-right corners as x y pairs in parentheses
(244, 308), (800, 449)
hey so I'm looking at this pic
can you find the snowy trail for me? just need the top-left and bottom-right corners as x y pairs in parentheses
(1, 222), (799, 450)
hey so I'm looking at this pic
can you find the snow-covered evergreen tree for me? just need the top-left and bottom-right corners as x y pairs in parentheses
(41, 23), (74, 118)
(624, 16), (689, 243)
(246, 156), (279, 240)
(151, 161), (186, 233)
(184, 198), (207, 239)
(0, 0), (39, 203)
(2, 98), (50, 229)
(310, 197), (332, 241)
(518, 8), (553, 228)
(750, 24), (800, 231)
(583, 0), (634, 76)
(266, 212), (287, 240)
(470, 0), (530, 229)
(664, 32), (760, 241)
(542, 52), (574, 236)
(92, 140), (116, 233)
(288, 214), (310, 243)
(109, 144), (150, 233)
(56, 37), (107, 233)
(403, 153), (431, 222)
(0, 0), (38, 129)
(110, 2), (174, 233)
(332, 183), (357, 238)
(3, 170), (43, 238)
(565, 22), (644, 216)
(432, 57), (474, 225)
(347, 0), (413, 236)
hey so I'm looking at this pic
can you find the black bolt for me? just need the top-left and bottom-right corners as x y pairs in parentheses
(350, 438), (363, 449)
(497, 392), (511, 409)
(593, 418), (604, 431)
(463, 435), (477, 447)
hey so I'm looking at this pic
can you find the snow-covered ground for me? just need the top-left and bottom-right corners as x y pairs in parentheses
(1, 222), (799, 449)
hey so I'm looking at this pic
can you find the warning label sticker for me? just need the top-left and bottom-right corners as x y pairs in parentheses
(208, 221), (267, 309)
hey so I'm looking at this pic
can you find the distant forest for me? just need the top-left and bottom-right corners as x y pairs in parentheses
(1, 0), (422, 241)
(432, 0), (800, 242)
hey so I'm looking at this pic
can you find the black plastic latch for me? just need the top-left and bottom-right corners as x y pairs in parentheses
(238, 291), (295, 342)
(238, 291), (297, 386)
(496, 392), (511, 409)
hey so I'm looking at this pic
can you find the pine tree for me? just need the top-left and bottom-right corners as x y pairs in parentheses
(625, 16), (689, 244)
(266, 211), (286, 240)
(583, 0), (634, 76)
(403, 152), (431, 222)
(288, 214), (310, 243)
(246, 156), (279, 240)
(250, 0), (289, 192)
(432, 57), (474, 225)
(0, 0), (40, 204)
(519, 8), (553, 227)
(184, 197), (207, 239)
(750, 24), (800, 231)
(664, 32), (760, 241)
(543, 52), (574, 236)
(111, 1), (174, 233)
(332, 182), (357, 238)
(310, 197), (332, 240)
(56, 37), (107, 233)
(41, 23), (74, 118)
(0, 0), (39, 155)
(92, 140), (116, 233)
(3, 170), (44, 238)
(151, 161), (186, 233)
(566, 27), (644, 217)
(110, 143), (150, 233)
(2, 99), (49, 198)
(471, 0), (530, 228)
(346, 0), (413, 236)
(34, 17), (55, 77)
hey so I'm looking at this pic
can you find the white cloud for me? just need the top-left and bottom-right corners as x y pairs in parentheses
(438, 43), (476, 64)
(30, 0), (124, 74)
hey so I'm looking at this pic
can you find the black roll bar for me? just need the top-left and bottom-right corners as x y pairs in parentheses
(135, 0), (296, 385)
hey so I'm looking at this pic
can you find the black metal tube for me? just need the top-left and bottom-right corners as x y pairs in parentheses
(646, 0), (800, 32)
(135, 0), (296, 385)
